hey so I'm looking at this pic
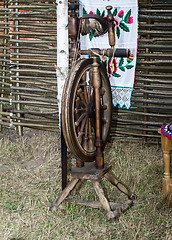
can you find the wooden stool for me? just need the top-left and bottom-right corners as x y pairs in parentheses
(158, 129), (172, 199)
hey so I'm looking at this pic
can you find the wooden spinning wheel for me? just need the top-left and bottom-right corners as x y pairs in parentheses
(62, 58), (112, 162)
(50, 4), (136, 220)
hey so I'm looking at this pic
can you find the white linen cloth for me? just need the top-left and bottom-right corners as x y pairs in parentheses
(79, 0), (138, 109)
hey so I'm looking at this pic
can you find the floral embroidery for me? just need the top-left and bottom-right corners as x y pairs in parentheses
(83, 7), (134, 78)
(115, 9), (134, 38)
(118, 10), (124, 18)
(108, 58), (117, 75)
(102, 56), (134, 78)
(83, 7), (134, 40)
(128, 16), (133, 24)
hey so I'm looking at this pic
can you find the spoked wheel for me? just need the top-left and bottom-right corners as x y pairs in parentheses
(62, 58), (112, 162)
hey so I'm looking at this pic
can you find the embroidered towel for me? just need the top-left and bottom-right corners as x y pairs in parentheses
(79, 0), (138, 109)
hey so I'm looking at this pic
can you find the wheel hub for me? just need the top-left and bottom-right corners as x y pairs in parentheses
(86, 102), (95, 118)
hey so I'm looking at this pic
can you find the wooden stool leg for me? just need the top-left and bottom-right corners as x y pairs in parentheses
(92, 180), (116, 220)
(163, 150), (172, 199)
(105, 171), (136, 200)
(163, 150), (171, 180)
(50, 178), (79, 212)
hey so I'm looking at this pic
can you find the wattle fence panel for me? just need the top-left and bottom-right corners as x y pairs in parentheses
(0, 0), (171, 142)
(0, 0), (11, 129)
(1, 0), (58, 134)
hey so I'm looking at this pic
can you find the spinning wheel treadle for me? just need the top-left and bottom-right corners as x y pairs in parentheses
(62, 58), (112, 162)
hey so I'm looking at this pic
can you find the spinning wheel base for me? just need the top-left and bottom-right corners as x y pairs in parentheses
(71, 162), (112, 180)
(50, 163), (136, 220)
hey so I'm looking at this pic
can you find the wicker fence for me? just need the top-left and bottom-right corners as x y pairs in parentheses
(0, 0), (10, 130)
(0, 0), (58, 135)
(0, 0), (172, 141)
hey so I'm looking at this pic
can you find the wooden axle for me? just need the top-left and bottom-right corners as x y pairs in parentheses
(79, 48), (131, 58)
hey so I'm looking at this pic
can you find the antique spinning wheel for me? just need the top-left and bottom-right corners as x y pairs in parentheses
(62, 58), (112, 162)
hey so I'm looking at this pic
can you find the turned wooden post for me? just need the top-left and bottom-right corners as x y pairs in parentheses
(68, 3), (79, 60)
(105, 172), (136, 200)
(160, 132), (172, 199)
(92, 180), (115, 220)
(106, 6), (116, 49)
(92, 57), (104, 169)
(158, 129), (172, 199)
(50, 178), (79, 212)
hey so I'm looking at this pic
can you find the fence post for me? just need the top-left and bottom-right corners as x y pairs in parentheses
(0, 0), (8, 131)
(56, 0), (69, 117)
(14, 0), (22, 135)
(143, 0), (151, 143)
(56, 0), (69, 189)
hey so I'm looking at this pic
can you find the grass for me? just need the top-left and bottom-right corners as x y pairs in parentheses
(0, 128), (171, 240)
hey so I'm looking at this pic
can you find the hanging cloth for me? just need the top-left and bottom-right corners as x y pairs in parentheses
(79, 0), (138, 109)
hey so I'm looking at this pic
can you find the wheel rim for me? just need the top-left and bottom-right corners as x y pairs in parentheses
(62, 58), (112, 162)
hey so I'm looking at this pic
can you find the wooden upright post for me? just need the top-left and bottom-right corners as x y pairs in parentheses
(56, 0), (69, 189)
(92, 57), (104, 169)
(160, 132), (172, 199)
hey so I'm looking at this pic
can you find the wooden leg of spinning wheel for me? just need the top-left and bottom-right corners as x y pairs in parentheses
(105, 171), (136, 200)
(50, 178), (79, 212)
(92, 180), (115, 220)
(70, 179), (83, 195)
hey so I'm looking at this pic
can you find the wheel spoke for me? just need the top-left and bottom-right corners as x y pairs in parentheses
(83, 120), (88, 151)
(75, 108), (85, 114)
(88, 118), (95, 151)
(88, 81), (92, 102)
(77, 116), (87, 144)
(75, 112), (87, 127)
(77, 88), (87, 106)
(81, 72), (88, 103)
(76, 96), (86, 108)
(83, 82), (88, 103)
